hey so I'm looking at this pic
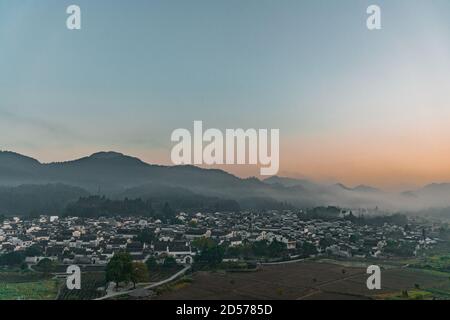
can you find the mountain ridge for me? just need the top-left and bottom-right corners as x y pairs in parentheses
(1, 151), (450, 213)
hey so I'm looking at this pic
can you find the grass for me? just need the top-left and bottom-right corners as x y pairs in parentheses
(0, 270), (59, 300)
(0, 271), (49, 283)
(148, 266), (183, 282)
(378, 290), (434, 300)
(154, 277), (192, 296)
(413, 267), (450, 278)
(409, 254), (450, 282)
(171, 281), (191, 291)
(0, 279), (59, 300)
(426, 288), (450, 299)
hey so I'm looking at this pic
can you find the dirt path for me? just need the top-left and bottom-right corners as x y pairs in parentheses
(95, 265), (191, 300)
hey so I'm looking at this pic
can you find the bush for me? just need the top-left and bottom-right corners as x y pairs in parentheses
(0, 252), (25, 267)
(163, 256), (177, 268)
(35, 258), (57, 275)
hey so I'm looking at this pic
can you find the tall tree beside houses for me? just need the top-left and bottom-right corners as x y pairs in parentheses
(105, 252), (133, 289)
(130, 262), (149, 289)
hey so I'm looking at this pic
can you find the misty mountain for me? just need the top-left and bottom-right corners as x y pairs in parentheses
(401, 183), (450, 209)
(353, 185), (381, 193)
(0, 151), (291, 214)
(265, 177), (380, 195)
(0, 184), (89, 216)
(0, 151), (42, 185)
(333, 183), (381, 193)
(420, 183), (450, 196)
(118, 183), (241, 212)
(265, 176), (381, 199)
(264, 176), (320, 190)
(1, 151), (247, 193)
(2, 151), (450, 214)
(263, 176), (450, 211)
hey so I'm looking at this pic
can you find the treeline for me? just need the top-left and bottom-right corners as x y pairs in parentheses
(0, 184), (89, 216)
(148, 196), (241, 213)
(305, 206), (409, 226)
(119, 183), (242, 212)
(64, 194), (241, 219)
(225, 240), (287, 260)
(0, 245), (44, 268)
(306, 206), (342, 219)
(354, 213), (408, 226)
(238, 197), (296, 211)
(65, 196), (163, 218)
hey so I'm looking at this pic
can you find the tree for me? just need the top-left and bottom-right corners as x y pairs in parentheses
(252, 240), (269, 257)
(105, 252), (133, 289)
(130, 262), (149, 289)
(200, 245), (224, 267)
(267, 240), (285, 258)
(163, 256), (177, 268)
(0, 251), (25, 267)
(193, 238), (224, 268)
(65, 196), (153, 218)
(384, 240), (415, 257)
(301, 241), (317, 257)
(192, 237), (216, 251)
(349, 234), (360, 243)
(24, 245), (43, 257)
(162, 202), (175, 219)
(145, 256), (158, 271)
(36, 258), (57, 275)
(105, 258), (122, 289)
(226, 245), (245, 259)
(135, 229), (154, 244)
(188, 220), (198, 228)
(319, 238), (334, 251)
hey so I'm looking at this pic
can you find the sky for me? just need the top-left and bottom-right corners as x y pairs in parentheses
(1, 0), (450, 190)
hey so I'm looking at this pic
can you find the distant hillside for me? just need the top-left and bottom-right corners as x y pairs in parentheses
(264, 176), (318, 189)
(0, 151), (295, 215)
(334, 183), (381, 193)
(0, 151), (42, 185)
(118, 183), (241, 212)
(1, 151), (269, 197)
(0, 184), (89, 216)
(401, 183), (450, 209)
(2, 151), (450, 213)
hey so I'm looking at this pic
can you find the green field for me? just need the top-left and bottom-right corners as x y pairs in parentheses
(377, 289), (434, 300)
(411, 254), (450, 273)
(0, 272), (59, 300)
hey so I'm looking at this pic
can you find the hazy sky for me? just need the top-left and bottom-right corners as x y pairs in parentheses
(1, 0), (450, 190)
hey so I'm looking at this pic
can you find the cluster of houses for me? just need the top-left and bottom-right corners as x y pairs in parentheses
(0, 210), (441, 267)
(0, 216), (197, 266)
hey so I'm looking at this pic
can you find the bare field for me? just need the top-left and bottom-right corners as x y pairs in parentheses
(154, 261), (450, 300)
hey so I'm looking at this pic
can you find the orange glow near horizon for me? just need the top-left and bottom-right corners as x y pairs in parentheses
(10, 125), (450, 192)
(280, 128), (450, 191)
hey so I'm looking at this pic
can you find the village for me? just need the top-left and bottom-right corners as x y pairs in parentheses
(0, 209), (441, 269)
